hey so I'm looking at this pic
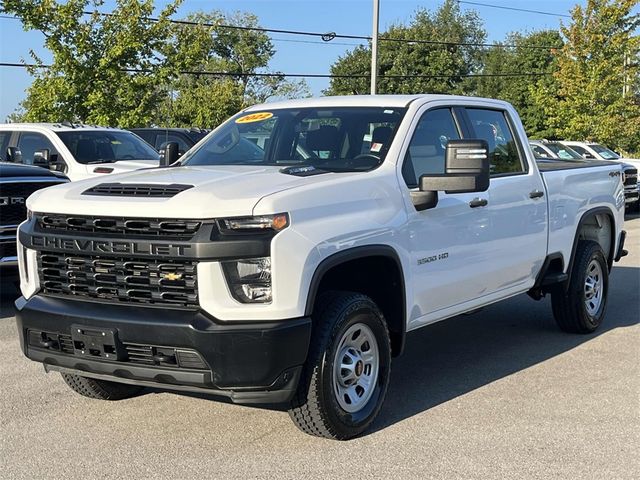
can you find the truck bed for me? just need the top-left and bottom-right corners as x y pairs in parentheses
(536, 158), (613, 171)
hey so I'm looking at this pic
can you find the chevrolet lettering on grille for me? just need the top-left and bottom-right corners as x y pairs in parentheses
(29, 236), (191, 256)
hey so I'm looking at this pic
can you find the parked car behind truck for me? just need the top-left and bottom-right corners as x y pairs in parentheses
(0, 123), (160, 181)
(0, 162), (68, 274)
(530, 140), (639, 208)
(15, 95), (627, 439)
(128, 127), (209, 156)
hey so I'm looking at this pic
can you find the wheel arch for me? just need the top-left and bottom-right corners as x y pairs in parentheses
(566, 206), (616, 289)
(305, 245), (407, 357)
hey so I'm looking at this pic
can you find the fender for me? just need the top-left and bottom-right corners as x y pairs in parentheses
(564, 206), (616, 291)
(304, 245), (407, 356)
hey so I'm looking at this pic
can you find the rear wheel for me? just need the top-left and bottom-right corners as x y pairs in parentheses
(61, 373), (143, 400)
(551, 240), (608, 333)
(288, 292), (391, 440)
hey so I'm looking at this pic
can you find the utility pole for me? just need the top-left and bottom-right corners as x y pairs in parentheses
(370, 0), (380, 95)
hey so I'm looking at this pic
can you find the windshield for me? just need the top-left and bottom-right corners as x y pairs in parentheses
(544, 142), (584, 160)
(56, 130), (160, 164)
(589, 144), (620, 160)
(182, 107), (406, 171)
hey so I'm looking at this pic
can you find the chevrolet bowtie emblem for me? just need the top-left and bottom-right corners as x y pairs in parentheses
(162, 272), (183, 281)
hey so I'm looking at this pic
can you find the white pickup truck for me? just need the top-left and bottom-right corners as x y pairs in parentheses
(15, 95), (627, 440)
(0, 123), (160, 181)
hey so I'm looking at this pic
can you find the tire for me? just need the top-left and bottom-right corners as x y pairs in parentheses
(61, 373), (143, 400)
(288, 292), (392, 440)
(551, 240), (608, 334)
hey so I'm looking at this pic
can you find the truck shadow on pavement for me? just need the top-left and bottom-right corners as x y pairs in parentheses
(1, 265), (637, 438)
(369, 264), (639, 434)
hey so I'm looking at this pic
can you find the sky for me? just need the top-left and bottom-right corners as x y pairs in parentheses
(0, 0), (609, 121)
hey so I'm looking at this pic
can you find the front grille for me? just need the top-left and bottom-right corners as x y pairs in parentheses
(28, 330), (207, 369)
(83, 183), (193, 197)
(622, 167), (637, 187)
(1, 182), (62, 225)
(36, 214), (202, 239)
(38, 251), (198, 308)
(0, 242), (17, 259)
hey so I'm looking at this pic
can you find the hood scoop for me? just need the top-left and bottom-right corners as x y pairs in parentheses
(279, 166), (329, 177)
(82, 183), (194, 198)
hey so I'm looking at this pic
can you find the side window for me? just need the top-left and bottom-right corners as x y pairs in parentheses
(402, 108), (461, 188)
(132, 131), (155, 145)
(0, 132), (12, 161)
(531, 145), (550, 158)
(17, 132), (56, 165)
(570, 145), (587, 157)
(156, 133), (191, 153)
(466, 109), (525, 175)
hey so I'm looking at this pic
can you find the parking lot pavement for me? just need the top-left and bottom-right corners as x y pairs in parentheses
(0, 215), (638, 480)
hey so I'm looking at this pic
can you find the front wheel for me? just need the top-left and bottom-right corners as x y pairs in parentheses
(288, 292), (391, 440)
(551, 240), (609, 333)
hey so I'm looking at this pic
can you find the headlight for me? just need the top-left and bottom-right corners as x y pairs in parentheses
(222, 257), (272, 303)
(218, 213), (289, 233)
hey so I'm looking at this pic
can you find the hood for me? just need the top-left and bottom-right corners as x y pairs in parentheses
(27, 165), (345, 218)
(619, 158), (640, 170)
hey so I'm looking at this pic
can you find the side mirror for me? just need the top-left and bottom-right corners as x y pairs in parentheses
(412, 139), (490, 211)
(160, 142), (180, 167)
(7, 146), (22, 163)
(33, 149), (50, 167)
(583, 152), (595, 159)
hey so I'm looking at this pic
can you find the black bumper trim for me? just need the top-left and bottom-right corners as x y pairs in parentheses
(16, 295), (311, 404)
(614, 230), (627, 262)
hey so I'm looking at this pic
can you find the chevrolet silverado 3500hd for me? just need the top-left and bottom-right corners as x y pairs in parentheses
(15, 95), (627, 439)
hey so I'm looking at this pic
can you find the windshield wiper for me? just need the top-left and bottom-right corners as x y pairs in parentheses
(86, 159), (116, 164)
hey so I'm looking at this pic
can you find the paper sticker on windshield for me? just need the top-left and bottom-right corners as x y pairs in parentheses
(235, 112), (273, 124)
(371, 142), (383, 152)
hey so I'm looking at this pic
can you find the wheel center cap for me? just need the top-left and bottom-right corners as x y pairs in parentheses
(355, 360), (364, 377)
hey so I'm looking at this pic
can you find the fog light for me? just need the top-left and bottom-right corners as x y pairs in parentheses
(222, 257), (272, 303)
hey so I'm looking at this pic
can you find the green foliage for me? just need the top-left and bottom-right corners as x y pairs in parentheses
(477, 31), (563, 139)
(3, 0), (185, 126)
(325, 0), (486, 95)
(3, 1), (309, 128)
(539, 0), (640, 153)
(156, 11), (309, 128)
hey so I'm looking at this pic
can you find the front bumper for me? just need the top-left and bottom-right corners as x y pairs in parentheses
(15, 295), (311, 404)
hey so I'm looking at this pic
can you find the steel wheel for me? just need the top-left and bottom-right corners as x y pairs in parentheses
(584, 259), (603, 316)
(332, 322), (380, 413)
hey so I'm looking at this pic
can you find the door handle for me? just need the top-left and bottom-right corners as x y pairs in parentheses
(529, 190), (544, 199)
(469, 198), (488, 208)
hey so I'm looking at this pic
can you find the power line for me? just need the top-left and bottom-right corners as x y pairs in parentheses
(458, 1), (572, 18)
(0, 61), (551, 79)
(0, 11), (562, 50)
(269, 36), (365, 47)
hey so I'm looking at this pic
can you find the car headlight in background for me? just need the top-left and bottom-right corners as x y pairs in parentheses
(222, 257), (272, 303)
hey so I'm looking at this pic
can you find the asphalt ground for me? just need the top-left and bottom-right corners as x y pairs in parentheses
(0, 214), (638, 479)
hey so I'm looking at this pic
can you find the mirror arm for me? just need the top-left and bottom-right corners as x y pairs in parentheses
(411, 190), (438, 211)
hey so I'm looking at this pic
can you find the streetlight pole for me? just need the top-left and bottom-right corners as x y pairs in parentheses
(370, 0), (380, 95)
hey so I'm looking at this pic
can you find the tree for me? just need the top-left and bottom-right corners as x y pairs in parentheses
(156, 11), (309, 128)
(2, 0), (196, 126)
(538, 0), (640, 154)
(477, 30), (563, 139)
(4, 1), (308, 128)
(325, 0), (486, 95)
